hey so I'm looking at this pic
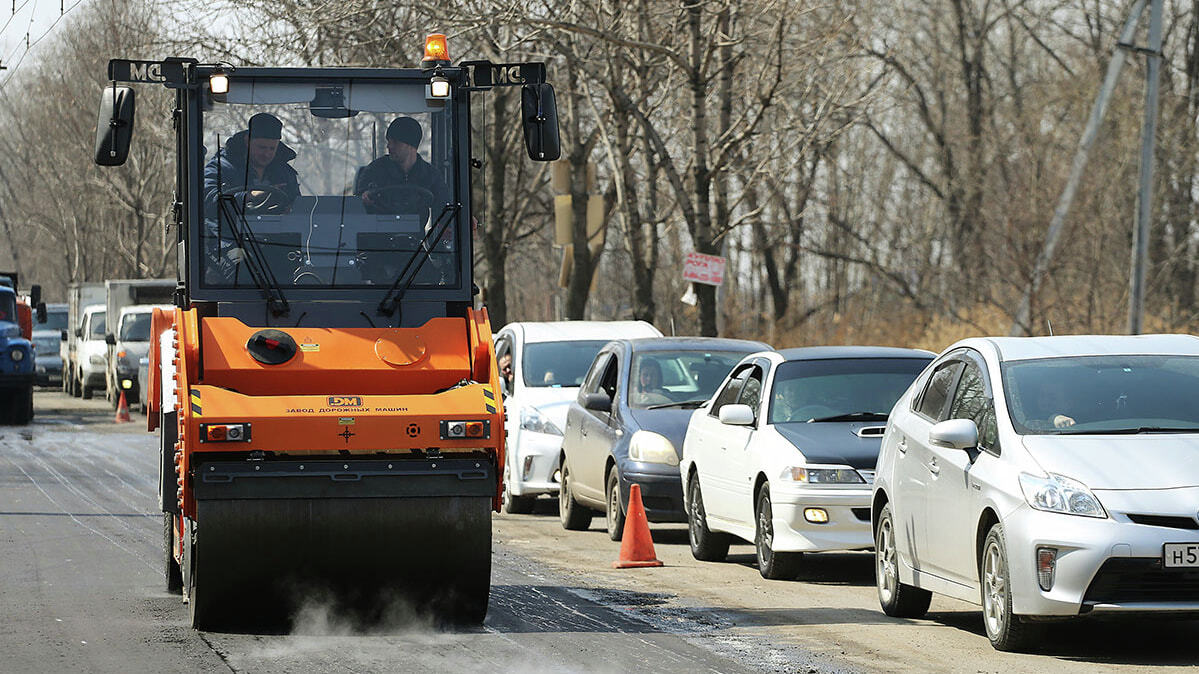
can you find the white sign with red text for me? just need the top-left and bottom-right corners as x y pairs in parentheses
(682, 252), (726, 286)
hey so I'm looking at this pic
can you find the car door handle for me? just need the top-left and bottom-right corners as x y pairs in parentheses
(897, 437), (907, 455)
(928, 458), (940, 475)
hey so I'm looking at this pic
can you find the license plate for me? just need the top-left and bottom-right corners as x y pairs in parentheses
(1163, 543), (1199, 568)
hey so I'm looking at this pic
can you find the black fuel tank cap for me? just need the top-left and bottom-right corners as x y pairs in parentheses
(246, 329), (297, 365)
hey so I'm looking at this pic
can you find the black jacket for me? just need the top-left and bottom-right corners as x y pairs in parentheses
(203, 131), (300, 215)
(354, 155), (450, 208)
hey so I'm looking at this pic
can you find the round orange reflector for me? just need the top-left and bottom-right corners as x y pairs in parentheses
(207, 425), (227, 441)
(465, 421), (484, 438)
(423, 33), (450, 63)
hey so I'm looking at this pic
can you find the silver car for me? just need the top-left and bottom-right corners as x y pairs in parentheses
(872, 334), (1199, 651)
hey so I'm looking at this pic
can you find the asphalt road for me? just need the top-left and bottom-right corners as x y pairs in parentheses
(3, 391), (1198, 673)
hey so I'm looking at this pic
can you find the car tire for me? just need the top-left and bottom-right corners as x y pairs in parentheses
(605, 468), (626, 541)
(558, 459), (593, 531)
(81, 380), (93, 400)
(876, 503), (932, 618)
(981, 524), (1039, 652)
(687, 472), (731, 562)
(755, 483), (802, 580)
(501, 469), (535, 514)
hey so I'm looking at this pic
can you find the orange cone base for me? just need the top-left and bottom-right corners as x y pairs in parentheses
(612, 558), (663, 569)
(612, 483), (664, 569)
(115, 391), (131, 423)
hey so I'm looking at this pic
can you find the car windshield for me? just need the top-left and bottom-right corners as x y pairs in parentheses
(42, 310), (68, 331)
(201, 78), (461, 291)
(522, 340), (609, 388)
(34, 336), (59, 353)
(1002, 355), (1199, 434)
(769, 357), (932, 424)
(119, 313), (153, 341)
(629, 350), (747, 408)
(89, 312), (106, 338)
(0, 294), (15, 323)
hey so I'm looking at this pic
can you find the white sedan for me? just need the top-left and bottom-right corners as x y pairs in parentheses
(680, 347), (933, 579)
(873, 334), (1199, 651)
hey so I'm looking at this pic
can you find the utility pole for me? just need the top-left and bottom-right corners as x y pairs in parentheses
(1129, 0), (1163, 334)
(1009, 0), (1153, 336)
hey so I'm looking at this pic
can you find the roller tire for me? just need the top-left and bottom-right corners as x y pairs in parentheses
(164, 513), (182, 594)
(558, 460), (593, 531)
(755, 483), (802, 580)
(687, 472), (731, 562)
(605, 468), (625, 541)
(875, 503), (931, 618)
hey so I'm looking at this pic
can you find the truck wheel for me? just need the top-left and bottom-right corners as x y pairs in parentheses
(558, 460), (593, 531)
(164, 513), (182, 594)
(81, 381), (93, 400)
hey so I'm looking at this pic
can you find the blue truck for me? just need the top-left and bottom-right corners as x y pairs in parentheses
(0, 272), (46, 425)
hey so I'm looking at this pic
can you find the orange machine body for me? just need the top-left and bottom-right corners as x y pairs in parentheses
(149, 307), (505, 520)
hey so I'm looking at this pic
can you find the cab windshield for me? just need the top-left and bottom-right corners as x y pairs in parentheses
(201, 78), (460, 291)
(119, 313), (152, 341)
(1003, 355), (1199, 434)
(0, 294), (15, 323)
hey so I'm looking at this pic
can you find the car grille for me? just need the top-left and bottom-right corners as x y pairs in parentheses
(1126, 514), (1199, 530)
(1083, 558), (1199, 605)
(851, 507), (872, 522)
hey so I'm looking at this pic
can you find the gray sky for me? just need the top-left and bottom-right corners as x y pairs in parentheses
(0, 0), (88, 84)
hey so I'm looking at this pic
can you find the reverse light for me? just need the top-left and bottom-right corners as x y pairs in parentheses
(441, 419), (490, 440)
(628, 431), (678, 466)
(1018, 473), (1106, 518)
(209, 73), (229, 95)
(423, 33), (450, 64)
(1037, 547), (1058, 591)
(779, 466), (865, 485)
(201, 423), (250, 443)
(804, 508), (829, 524)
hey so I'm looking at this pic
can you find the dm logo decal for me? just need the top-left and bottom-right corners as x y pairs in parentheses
(327, 396), (363, 407)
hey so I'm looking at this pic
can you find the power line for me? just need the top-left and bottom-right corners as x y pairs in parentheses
(0, 0), (86, 88)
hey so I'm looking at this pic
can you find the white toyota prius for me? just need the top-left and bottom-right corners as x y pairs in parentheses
(872, 334), (1199, 651)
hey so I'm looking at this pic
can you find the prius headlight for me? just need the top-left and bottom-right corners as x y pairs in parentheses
(779, 466), (865, 484)
(519, 406), (563, 436)
(628, 431), (679, 466)
(1019, 473), (1107, 518)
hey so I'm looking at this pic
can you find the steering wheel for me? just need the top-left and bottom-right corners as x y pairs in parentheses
(239, 186), (293, 214)
(793, 405), (836, 421)
(364, 185), (434, 216)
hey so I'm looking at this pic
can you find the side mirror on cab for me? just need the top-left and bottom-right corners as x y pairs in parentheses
(94, 84), (136, 166)
(929, 418), (979, 450)
(581, 392), (612, 414)
(521, 83), (560, 162)
(105, 333), (117, 346)
(60, 329), (68, 341)
(31, 284), (45, 323)
(718, 404), (755, 426)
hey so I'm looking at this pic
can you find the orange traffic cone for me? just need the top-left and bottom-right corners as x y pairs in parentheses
(612, 483), (663, 569)
(115, 390), (131, 423)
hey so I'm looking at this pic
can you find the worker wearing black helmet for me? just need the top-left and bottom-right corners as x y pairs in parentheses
(354, 116), (450, 215)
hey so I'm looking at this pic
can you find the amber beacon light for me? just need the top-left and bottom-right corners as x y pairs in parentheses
(423, 34), (450, 64)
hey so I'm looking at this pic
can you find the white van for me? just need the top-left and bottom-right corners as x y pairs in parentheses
(494, 320), (662, 513)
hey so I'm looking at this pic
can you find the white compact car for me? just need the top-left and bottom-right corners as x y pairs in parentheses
(872, 334), (1199, 651)
(75, 304), (108, 399)
(681, 347), (932, 579)
(494, 320), (662, 513)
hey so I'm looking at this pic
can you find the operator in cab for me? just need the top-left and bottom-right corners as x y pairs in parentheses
(203, 112), (301, 215)
(354, 117), (450, 215)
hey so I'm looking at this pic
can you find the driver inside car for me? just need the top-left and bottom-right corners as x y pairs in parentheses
(354, 116), (450, 215)
(203, 112), (301, 215)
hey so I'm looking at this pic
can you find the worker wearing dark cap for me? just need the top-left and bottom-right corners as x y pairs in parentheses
(354, 116), (449, 214)
(203, 112), (301, 215)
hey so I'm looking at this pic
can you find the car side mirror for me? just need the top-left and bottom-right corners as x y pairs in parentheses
(60, 329), (68, 341)
(581, 392), (611, 413)
(30, 284), (41, 307)
(36, 302), (47, 324)
(74, 328), (82, 339)
(94, 84), (136, 166)
(521, 83), (561, 161)
(719, 404), (755, 426)
(929, 418), (978, 450)
(105, 333), (117, 346)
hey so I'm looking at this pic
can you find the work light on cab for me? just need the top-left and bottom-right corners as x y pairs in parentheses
(209, 72), (229, 95)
